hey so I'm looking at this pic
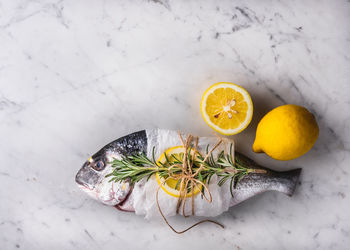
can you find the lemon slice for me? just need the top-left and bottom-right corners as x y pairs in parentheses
(201, 82), (253, 135)
(156, 146), (202, 198)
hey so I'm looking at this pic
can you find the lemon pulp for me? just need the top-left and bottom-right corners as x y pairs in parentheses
(156, 146), (201, 198)
(201, 82), (253, 135)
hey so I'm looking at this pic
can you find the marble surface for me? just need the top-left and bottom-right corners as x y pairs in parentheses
(1, 0), (350, 249)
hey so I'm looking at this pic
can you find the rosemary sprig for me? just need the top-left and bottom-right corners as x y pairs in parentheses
(106, 144), (266, 197)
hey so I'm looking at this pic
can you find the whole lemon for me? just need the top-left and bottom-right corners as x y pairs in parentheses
(253, 104), (319, 160)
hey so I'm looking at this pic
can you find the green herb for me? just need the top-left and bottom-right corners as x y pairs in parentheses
(106, 144), (266, 197)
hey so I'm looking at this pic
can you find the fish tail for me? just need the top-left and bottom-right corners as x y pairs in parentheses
(272, 168), (302, 197)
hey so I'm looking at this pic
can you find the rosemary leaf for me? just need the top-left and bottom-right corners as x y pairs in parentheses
(107, 144), (266, 197)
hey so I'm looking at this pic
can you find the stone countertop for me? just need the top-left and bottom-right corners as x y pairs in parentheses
(1, 0), (349, 249)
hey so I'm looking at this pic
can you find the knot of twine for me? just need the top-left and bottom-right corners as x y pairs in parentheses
(156, 132), (225, 234)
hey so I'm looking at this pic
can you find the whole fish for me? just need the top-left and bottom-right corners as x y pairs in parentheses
(75, 129), (301, 217)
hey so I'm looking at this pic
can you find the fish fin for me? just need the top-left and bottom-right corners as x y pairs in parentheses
(273, 168), (302, 197)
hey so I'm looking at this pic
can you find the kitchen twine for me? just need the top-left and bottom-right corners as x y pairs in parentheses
(155, 132), (225, 234)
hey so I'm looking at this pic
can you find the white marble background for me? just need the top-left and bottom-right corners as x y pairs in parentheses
(1, 0), (349, 249)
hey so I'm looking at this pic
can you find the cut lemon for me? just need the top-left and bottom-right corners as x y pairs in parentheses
(156, 146), (202, 198)
(201, 82), (253, 135)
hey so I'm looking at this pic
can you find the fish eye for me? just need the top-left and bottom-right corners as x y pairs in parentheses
(91, 160), (105, 171)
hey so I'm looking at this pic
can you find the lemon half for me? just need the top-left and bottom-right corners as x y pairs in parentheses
(201, 82), (253, 135)
(156, 146), (202, 198)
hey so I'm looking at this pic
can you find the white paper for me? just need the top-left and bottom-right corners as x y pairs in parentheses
(132, 129), (234, 219)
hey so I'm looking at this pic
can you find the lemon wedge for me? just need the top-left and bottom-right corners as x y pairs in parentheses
(201, 82), (253, 135)
(156, 146), (201, 198)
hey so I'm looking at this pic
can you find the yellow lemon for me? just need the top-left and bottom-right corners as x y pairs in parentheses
(253, 104), (319, 161)
(201, 82), (253, 135)
(156, 146), (202, 197)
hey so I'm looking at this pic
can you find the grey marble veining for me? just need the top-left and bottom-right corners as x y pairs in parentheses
(0, 0), (349, 249)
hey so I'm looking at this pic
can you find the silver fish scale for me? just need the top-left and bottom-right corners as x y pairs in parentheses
(110, 130), (147, 156)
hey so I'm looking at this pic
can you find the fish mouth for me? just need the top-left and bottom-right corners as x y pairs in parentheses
(75, 161), (101, 191)
(75, 176), (93, 190)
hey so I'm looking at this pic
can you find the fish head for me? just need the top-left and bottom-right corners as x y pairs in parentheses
(75, 143), (132, 206)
